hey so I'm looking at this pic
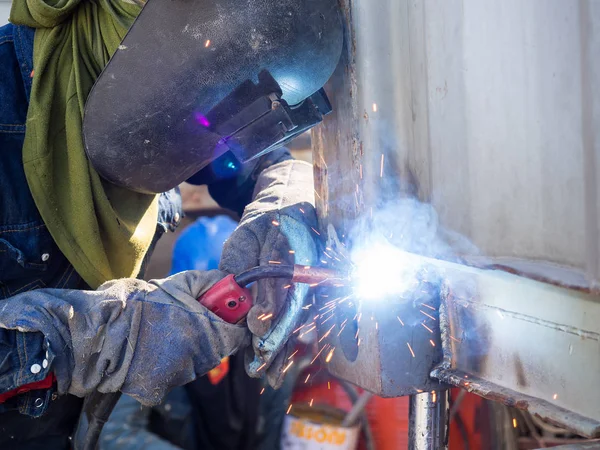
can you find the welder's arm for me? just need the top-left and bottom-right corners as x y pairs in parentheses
(0, 271), (249, 408)
(99, 394), (180, 450)
(220, 159), (319, 388)
(205, 148), (293, 216)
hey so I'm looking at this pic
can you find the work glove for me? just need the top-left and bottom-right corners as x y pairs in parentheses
(220, 159), (319, 388)
(0, 270), (249, 406)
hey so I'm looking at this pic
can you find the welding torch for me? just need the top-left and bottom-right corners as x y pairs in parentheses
(74, 263), (346, 450)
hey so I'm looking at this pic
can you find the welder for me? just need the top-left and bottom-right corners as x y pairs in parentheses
(0, 0), (342, 448)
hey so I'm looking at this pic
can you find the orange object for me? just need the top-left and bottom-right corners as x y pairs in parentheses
(207, 357), (229, 385)
(291, 378), (409, 450)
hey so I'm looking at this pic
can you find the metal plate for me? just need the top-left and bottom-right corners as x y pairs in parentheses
(432, 264), (600, 437)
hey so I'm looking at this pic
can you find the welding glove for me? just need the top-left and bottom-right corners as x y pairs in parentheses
(220, 159), (319, 388)
(0, 270), (249, 406)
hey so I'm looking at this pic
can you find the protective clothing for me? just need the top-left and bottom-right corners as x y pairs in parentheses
(220, 160), (319, 388)
(83, 0), (343, 194)
(9, 0), (158, 290)
(0, 270), (249, 407)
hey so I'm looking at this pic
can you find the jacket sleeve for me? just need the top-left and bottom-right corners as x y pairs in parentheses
(200, 148), (293, 216)
(99, 394), (180, 450)
(0, 327), (56, 417)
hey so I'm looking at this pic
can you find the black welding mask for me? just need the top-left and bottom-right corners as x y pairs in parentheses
(83, 0), (343, 194)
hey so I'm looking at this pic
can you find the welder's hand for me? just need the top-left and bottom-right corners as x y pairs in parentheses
(0, 271), (249, 406)
(220, 159), (319, 388)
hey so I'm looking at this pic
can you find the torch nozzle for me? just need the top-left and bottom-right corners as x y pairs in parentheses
(234, 264), (349, 288)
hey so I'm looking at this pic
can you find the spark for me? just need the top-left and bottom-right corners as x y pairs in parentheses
(311, 344), (329, 364)
(513, 418), (517, 428)
(325, 347), (335, 363)
(286, 404), (293, 415)
(464, 382), (470, 387)
(432, 391), (437, 403)
(397, 316), (405, 326)
(450, 335), (461, 343)
(421, 303), (436, 311)
(205, 39), (211, 47)
(261, 313), (274, 321)
(380, 154), (385, 177)
(283, 284), (292, 289)
(269, 260), (281, 265)
(257, 313), (265, 320)
(314, 189), (321, 200)
(319, 324), (336, 343)
(304, 373), (311, 383)
(257, 362), (267, 372)
(421, 322), (434, 333)
(319, 302), (336, 311)
(407, 342), (416, 358)
(299, 208), (305, 214)
(328, 382), (331, 390)
(359, 164), (363, 179)
(293, 322), (311, 334)
(302, 304), (312, 310)
(355, 328), (360, 339)
(375, 322), (379, 330)
(430, 340), (436, 347)
(288, 350), (299, 360)
(320, 314), (335, 325)
(420, 310), (437, 321)
(272, 220), (280, 226)
(282, 360), (294, 373)
(553, 394), (558, 400)
(357, 338), (361, 346)
(372, 103), (378, 112)
(338, 319), (348, 336)
(289, 250), (295, 254)
(299, 325), (317, 338)
(260, 388), (265, 395)
(310, 399), (314, 407)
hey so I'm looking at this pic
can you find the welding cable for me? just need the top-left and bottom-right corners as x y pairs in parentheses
(234, 265), (295, 287)
(338, 380), (376, 450)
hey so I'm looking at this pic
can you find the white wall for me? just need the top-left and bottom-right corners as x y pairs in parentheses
(1, 1), (11, 26)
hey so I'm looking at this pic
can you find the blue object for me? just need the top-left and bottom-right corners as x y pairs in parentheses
(170, 215), (238, 274)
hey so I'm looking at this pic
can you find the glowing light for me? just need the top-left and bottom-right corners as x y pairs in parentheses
(282, 360), (294, 373)
(286, 404), (293, 415)
(205, 39), (211, 48)
(553, 393), (558, 400)
(407, 342), (416, 358)
(513, 418), (517, 428)
(194, 112), (210, 128)
(351, 243), (420, 301)
(325, 348), (335, 363)
(372, 103), (378, 112)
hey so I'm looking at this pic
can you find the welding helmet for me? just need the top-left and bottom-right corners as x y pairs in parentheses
(83, 0), (343, 194)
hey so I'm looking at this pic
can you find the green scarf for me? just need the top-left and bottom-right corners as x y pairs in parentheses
(10, 0), (158, 289)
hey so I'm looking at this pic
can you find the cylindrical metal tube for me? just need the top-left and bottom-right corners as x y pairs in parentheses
(408, 390), (449, 450)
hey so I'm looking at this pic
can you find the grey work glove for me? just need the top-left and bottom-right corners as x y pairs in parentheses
(220, 160), (319, 388)
(0, 270), (249, 406)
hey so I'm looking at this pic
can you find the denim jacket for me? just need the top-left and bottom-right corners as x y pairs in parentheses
(0, 23), (182, 423)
